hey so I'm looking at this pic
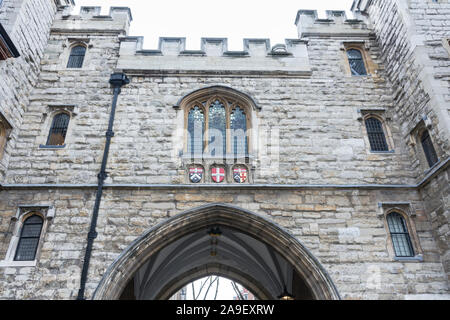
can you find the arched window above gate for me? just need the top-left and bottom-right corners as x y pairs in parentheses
(178, 86), (259, 184)
(184, 96), (250, 158)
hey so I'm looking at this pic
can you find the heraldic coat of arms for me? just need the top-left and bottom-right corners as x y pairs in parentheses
(233, 167), (248, 183)
(189, 167), (203, 183)
(211, 167), (225, 183)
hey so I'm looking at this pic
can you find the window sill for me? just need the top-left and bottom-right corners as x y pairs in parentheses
(39, 144), (66, 149)
(424, 160), (441, 175)
(394, 255), (423, 262)
(181, 154), (255, 160)
(0, 260), (37, 268)
(370, 150), (395, 154)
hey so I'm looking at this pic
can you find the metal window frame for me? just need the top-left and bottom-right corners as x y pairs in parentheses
(67, 45), (86, 68)
(387, 213), (415, 258)
(347, 49), (367, 76)
(46, 112), (70, 146)
(365, 117), (389, 152)
(13, 215), (44, 261)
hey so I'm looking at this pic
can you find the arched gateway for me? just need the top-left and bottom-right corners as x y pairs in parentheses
(93, 204), (340, 300)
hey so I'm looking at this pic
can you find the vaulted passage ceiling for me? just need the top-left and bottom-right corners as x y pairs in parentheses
(121, 226), (312, 300)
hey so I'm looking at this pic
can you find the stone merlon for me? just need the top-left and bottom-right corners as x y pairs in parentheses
(116, 36), (311, 76)
(52, 6), (132, 35)
(295, 9), (371, 39)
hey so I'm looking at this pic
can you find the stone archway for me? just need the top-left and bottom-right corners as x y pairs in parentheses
(93, 203), (340, 300)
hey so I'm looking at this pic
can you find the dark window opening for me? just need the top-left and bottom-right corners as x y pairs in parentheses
(230, 106), (248, 158)
(420, 130), (439, 167)
(365, 117), (389, 151)
(347, 49), (367, 76)
(14, 215), (43, 261)
(67, 45), (86, 68)
(387, 212), (414, 257)
(187, 106), (205, 156)
(47, 113), (70, 146)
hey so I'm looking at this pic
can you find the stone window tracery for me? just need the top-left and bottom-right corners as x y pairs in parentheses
(179, 86), (256, 184)
(184, 96), (250, 159)
(358, 111), (394, 154)
(0, 206), (55, 268)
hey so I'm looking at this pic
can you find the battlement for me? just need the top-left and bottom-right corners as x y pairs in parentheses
(295, 9), (371, 39)
(52, 6), (132, 35)
(117, 36), (311, 77)
(119, 36), (306, 58)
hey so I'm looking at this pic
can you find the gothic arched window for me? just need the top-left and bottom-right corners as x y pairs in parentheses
(365, 117), (389, 152)
(208, 100), (227, 157)
(187, 106), (205, 156)
(420, 130), (438, 167)
(47, 113), (70, 146)
(67, 45), (86, 68)
(230, 107), (248, 157)
(347, 49), (367, 76)
(184, 93), (250, 158)
(14, 215), (43, 261)
(386, 212), (414, 257)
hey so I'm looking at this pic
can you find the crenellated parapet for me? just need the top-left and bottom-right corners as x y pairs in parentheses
(116, 36), (311, 77)
(51, 6), (132, 35)
(295, 9), (371, 39)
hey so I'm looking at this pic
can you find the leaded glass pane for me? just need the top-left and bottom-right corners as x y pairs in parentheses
(14, 238), (40, 261)
(387, 213), (414, 257)
(21, 223), (43, 238)
(347, 49), (367, 76)
(365, 117), (389, 151)
(187, 106), (204, 156)
(230, 107), (248, 157)
(421, 130), (438, 167)
(208, 100), (226, 157)
(67, 46), (86, 68)
(47, 113), (69, 146)
(14, 215), (43, 261)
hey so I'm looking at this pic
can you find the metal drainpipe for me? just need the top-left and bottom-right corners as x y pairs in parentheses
(77, 73), (130, 300)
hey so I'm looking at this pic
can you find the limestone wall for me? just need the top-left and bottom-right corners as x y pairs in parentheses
(363, 0), (450, 288)
(0, 2), (448, 300)
(419, 166), (450, 282)
(0, 187), (448, 299)
(4, 9), (419, 186)
(366, 0), (450, 179)
(0, 0), (58, 181)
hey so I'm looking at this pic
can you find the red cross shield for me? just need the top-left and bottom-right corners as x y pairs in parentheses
(233, 168), (248, 183)
(211, 167), (225, 183)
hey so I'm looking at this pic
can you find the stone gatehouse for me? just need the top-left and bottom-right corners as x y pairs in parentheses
(0, 0), (449, 300)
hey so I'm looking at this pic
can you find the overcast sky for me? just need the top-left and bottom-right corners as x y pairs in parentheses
(74, 0), (355, 50)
